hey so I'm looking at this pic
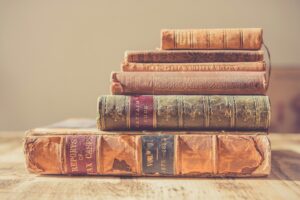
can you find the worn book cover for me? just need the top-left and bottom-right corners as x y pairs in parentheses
(97, 95), (270, 131)
(122, 61), (266, 72)
(24, 119), (270, 177)
(125, 50), (264, 63)
(111, 71), (268, 95)
(161, 28), (263, 50)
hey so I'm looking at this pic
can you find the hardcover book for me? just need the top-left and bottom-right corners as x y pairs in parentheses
(122, 61), (266, 72)
(24, 119), (270, 177)
(97, 95), (270, 131)
(125, 50), (264, 63)
(161, 28), (263, 50)
(111, 72), (268, 95)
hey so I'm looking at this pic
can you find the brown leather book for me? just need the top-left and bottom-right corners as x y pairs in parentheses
(24, 126), (270, 177)
(97, 95), (270, 131)
(125, 50), (264, 63)
(161, 28), (263, 50)
(111, 71), (268, 95)
(122, 61), (266, 72)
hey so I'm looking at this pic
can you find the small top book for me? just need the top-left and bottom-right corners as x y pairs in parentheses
(161, 28), (263, 50)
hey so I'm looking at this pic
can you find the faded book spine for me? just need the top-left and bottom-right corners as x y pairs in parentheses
(24, 131), (271, 177)
(97, 95), (270, 131)
(122, 61), (266, 72)
(161, 28), (263, 50)
(125, 50), (264, 63)
(111, 72), (268, 95)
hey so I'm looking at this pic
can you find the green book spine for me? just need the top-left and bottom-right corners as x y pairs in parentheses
(97, 95), (270, 131)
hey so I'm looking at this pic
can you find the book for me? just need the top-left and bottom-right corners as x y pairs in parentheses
(97, 95), (270, 131)
(24, 126), (270, 177)
(122, 61), (266, 72)
(111, 72), (268, 95)
(125, 50), (264, 63)
(161, 28), (263, 50)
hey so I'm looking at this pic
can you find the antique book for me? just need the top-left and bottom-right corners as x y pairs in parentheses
(111, 71), (268, 95)
(161, 28), (263, 50)
(97, 95), (270, 131)
(122, 61), (266, 72)
(125, 50), (264, 63)
(24, 123), (270, 177)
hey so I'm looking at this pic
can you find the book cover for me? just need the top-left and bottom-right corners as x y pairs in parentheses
(97, 95), (270, 131)
(161, 28), (263, 50)
(111, 71), (268, 95)
(24, 122), (270, 177)
(122, 61), (266, 72)
(125, 50), (264, 63)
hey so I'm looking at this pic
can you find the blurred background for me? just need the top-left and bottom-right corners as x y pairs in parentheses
(0, 0), (299, 132)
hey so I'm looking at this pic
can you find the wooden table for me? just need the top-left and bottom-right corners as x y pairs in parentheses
(0, 132), (299, 200)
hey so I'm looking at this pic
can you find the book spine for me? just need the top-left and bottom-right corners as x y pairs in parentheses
(97, 95), (270, 131)
(24, 133), (270, 177)
(110, 72), (267, 95)
(125, 50), (264, 63)
(122, 61), (266, 72)
(161, 28), (263, 50)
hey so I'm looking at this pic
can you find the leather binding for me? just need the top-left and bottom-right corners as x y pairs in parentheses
(97, 95), (270, 131)
(161, 28), (263, 50)
(24, 128), (270, 177)
(125, 50), (264, 63)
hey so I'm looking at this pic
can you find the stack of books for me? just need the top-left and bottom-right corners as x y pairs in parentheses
(24, 28), (271, 177)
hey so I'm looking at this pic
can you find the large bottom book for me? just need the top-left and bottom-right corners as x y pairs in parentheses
(24, 120), (271, 177)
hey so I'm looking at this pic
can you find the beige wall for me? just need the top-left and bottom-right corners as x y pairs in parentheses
(1, 0), (300, 130)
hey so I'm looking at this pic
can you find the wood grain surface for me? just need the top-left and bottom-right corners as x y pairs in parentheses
(0, 131), (300, 200)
